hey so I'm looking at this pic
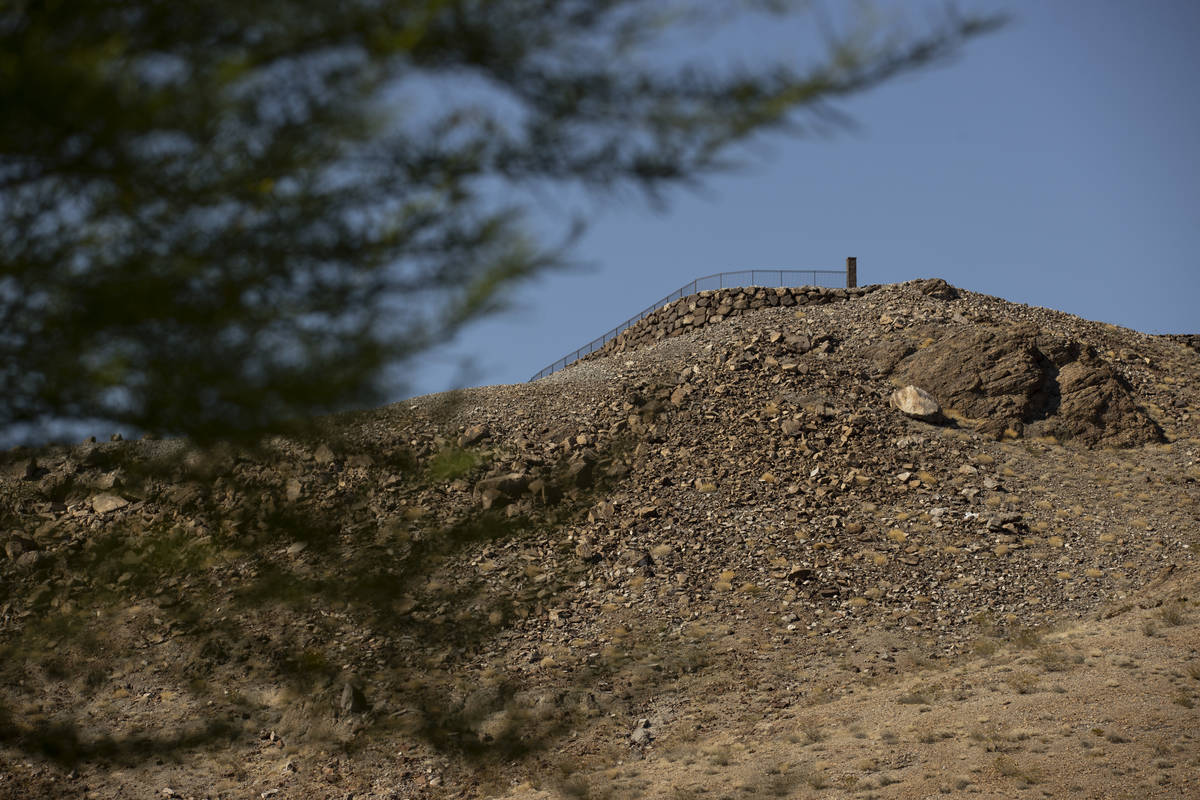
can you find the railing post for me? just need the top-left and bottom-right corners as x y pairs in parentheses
(846, 256), (857, 289)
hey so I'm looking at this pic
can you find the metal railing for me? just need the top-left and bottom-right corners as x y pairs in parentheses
(529, 267), (846, 381)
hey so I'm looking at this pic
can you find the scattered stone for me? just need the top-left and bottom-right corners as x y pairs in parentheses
(479, 488), (505, 510)
(566, 453), (597, 488)
(95, 470), (123, 490)
(91, 493), (129, 514)
(630, 718), (653, 746)
(787, 567), (816, 585)
(781, 419), (804, 436)
(15, 551), (42, 570)
(5, 536), (36, 561)
(986, 514), (1025, 533)
(459, 424), (490, 448)
(339, 682), (369, 715)
(589, 501), (616, 521)
(475, 472), (530, 500)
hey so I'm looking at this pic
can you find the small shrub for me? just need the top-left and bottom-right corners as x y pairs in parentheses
(427, 446), (480, 481)
(1010, 627), (1041, 648)
(1159, 604), (1187, 626)
(757, 772), (797, 797)
(972, 637), (1000, 656)
(806, 686), (837, 705)
(993, 756), (1041, 784)
(708, 745), (732, 766)
(1037, 645), (1072, 672)
(797, 721), (825, 744)
(801, 770), (829, 790)
(897, 688), (933, 705)
(1005, 671), (1039, 694)
(555, 775), (593, 799)
(994, 756), (1021, 777)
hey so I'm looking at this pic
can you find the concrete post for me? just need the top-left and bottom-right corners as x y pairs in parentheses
(846, 256), (857, 289)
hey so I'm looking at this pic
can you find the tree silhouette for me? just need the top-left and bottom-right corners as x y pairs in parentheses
(0, 0), (1003, 443)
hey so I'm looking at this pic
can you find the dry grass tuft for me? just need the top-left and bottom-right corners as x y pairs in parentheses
(993, 755), (1042, 785)
(1158, 603), (1187, 627)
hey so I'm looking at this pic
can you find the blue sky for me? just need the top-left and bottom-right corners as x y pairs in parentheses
(411, 0), (1199, 398)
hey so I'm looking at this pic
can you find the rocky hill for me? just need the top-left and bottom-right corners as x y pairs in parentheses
(1, 279), (1198, 799)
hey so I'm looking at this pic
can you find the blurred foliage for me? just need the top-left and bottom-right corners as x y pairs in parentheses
(0, 0), (1003, 443)
(427, 444), (482, 481)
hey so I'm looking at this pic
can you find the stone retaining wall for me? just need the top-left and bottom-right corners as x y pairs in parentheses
(582, 283), (879, 360)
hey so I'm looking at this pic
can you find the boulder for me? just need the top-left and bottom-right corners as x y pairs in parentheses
(913, 278), (960, 300)
(890, 385), (941, 421)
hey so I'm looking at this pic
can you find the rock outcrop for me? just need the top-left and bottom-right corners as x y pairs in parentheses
(870, 324), (1164, 446)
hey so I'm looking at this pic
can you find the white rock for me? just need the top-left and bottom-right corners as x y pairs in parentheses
(91, 493), (129, 514)
(890, 385), (940, 420)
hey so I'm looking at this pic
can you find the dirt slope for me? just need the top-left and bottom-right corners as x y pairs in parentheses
(1, 279), (1197, 799)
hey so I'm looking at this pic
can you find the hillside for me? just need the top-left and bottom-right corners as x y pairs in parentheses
(1, 279), (1198, 799)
